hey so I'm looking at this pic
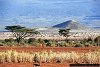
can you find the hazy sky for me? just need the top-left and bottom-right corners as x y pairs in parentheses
(0, 0), (100, 30)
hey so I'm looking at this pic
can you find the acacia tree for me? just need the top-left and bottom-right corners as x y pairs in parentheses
(59, 29), (70, 42)
(5, 25), (39, 44)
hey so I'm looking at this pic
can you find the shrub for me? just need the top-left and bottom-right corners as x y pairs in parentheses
(94, 36), (100, 45)
(0, 40), (4, 46)
(44, 39), (51, 46)
(3, 38), (17, 46)
(27, 38), (40, 46)
(84, 42), (91, 47)
(5, 38), (15, 43)
(74, 43), (83, 47)
(38, 38), (45, 44)
(87, 37), (93, 42)
(28, 38), (36, 44)
(49, 41), (57, 47)
(57, 41), (66, 47)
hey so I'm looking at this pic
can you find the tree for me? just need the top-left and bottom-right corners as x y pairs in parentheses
(5, 25), (25, 32)
(59, 29), (70, 42)
(5, 25), (39, 44)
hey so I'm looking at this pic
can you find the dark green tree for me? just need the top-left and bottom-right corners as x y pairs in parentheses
(59, 29), (70, 42)
(5, 25), (39, 44)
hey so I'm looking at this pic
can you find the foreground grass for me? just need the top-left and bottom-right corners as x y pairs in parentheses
(0, 50), (100, 64)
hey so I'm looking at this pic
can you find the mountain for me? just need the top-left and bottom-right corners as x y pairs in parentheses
(93, 27), (100, 29)
(52, 20), (86, 29)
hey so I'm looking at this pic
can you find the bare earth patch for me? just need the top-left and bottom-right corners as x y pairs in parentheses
(0, 62), (70, 67)
(0, 46), (100, 52)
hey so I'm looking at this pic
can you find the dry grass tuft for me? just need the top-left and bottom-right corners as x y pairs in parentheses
(0, 50), (100, 64)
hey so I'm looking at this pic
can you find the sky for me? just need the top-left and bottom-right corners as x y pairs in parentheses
(0, 0), (100, 30)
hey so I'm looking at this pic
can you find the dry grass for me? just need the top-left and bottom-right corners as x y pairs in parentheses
(0, 50), (100, 64)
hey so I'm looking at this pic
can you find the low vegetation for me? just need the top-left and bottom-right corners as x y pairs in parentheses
(0, 50), (100, 64)
(0, 36), (100, 47)
(0, 25), (99, 47)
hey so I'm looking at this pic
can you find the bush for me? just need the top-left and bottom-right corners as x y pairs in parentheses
(27, 38), (40, 46)
(3, 38), (17, 46)
(84, 42), (91, 47)
(28, 38), (36, 44)
(5, 38), (15, 43)
(67, 41), (75, 47)
(57, 41), (66, 47)
(87, 37), (93, 42)
(0, 40), (4, 46)
(44, 39), (51, 46)
(38, 38), (45, 44)
(94, 36), (100, 44)
(49, 41), (57, 47)
(74, 43), (83, 47)
(43, 39), (58, 47)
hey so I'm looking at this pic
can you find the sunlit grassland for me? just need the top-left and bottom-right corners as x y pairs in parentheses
(0, 50), (100, 64)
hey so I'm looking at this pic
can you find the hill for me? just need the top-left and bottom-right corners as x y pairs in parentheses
(52, 20), (86, 29)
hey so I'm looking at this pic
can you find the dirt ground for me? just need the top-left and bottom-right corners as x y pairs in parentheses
(0, 46), (99, 52)
(0, 62), (70, 67)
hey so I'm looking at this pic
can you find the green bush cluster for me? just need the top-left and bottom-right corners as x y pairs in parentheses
(0, 36), (99, 47)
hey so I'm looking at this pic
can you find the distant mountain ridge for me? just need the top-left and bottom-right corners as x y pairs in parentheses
(52, 20), (86, 29)
(93, 27), (100, 29)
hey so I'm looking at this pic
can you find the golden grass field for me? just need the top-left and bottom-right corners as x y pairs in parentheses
(0, 50), (100, 64)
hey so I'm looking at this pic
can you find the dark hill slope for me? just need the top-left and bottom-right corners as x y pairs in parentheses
(52, 20), (86, 29)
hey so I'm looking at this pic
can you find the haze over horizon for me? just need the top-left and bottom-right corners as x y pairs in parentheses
(0, 0), (100, 30)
